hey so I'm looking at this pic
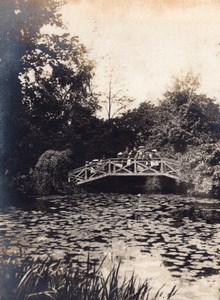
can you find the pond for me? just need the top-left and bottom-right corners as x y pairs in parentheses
(0, 193), (219, 299)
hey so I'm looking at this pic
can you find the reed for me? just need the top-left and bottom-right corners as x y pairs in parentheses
(0, 249), (178, 300)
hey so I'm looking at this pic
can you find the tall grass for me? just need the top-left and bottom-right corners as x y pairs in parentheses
(0, 249), (178, 300)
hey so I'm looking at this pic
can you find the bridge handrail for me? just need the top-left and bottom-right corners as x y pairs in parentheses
(69, 157), (180, 175)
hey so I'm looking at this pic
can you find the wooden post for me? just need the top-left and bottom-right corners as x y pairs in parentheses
(108, 160), (111, 174)
(134, 159), (137, 174)
(113, 160), (116, 173)
(160, 160), (164, 174)
(85, 168), (88, 180)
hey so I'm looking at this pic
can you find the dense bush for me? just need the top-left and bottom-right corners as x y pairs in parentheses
(180, 143), (220, 197)
(33, 149), (73, 195)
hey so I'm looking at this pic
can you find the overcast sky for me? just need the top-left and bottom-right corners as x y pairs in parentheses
(59, 0), (220, 109)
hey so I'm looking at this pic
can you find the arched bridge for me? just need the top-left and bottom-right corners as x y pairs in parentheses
(68, 157), (183, 186)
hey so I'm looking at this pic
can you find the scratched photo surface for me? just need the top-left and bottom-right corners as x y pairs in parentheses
(0, 1), (220, 299)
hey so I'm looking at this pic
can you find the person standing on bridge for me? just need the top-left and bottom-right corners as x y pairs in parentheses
(122, 147), (129, 166)
(135, 146), (144, 159)
(128, 147), (137, 158)
(127, 147), (137, 171)
(122, 147), (129, 158)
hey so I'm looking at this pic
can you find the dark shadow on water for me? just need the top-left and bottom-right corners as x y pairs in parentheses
(80, 176), (148, 193)
(78, 176), (186, 194)
(0, 189), (31, 210)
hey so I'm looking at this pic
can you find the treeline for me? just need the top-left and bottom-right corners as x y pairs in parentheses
(1, 0), (220, 198)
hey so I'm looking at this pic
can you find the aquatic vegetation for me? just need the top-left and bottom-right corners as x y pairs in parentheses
(0, 249), (178, 300)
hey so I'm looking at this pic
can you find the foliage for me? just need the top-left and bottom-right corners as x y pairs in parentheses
(89, 102), (158, 161)
(19, 71), (220, 197)
(19, 33), (99, 170)
(180, 143), (220, 197)
(157, 72), (220, 152)
(0, 0), (67, 193)
(1, 0), (101, 196)
(0, 249), (178, 300)
(3, 11), (220, 203)
(118, 73), (220, 160)
(119, 102), (156, 146)
(33, 149), (73, 195)
(99, 72), (220, 198)
(22, 34), (98, 116)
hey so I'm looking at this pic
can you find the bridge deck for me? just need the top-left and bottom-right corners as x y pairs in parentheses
(68, 157), (183, 186)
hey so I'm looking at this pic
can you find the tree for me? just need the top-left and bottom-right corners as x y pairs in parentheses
(22, 34), (98, 116)
(33, 149), (72, 195)
(119, 102), (156, 146)
(104, 73), (134, 121)
(0, 0), (66, 194)
(99, 64), (134, 121)
(20, 33), (99, 170)
(155, 72), (220, 152)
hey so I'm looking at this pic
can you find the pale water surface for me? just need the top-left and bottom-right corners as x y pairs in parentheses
(0, 193), (219, 299)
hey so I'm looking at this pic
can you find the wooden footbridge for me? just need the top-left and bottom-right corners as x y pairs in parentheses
(68, 157), (183, 186)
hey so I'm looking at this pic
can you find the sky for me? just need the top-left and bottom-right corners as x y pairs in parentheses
(58, 0), (220, 111)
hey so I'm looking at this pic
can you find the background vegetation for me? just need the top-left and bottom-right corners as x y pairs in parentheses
(1, 0), (220, 198)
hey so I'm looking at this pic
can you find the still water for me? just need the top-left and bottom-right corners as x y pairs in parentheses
(0, 193), (220, 299)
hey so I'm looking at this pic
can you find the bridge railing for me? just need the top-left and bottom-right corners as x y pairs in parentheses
(68, 157), (183, 185)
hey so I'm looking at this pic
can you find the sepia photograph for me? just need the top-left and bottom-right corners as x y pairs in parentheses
(0, 0), (220, 299)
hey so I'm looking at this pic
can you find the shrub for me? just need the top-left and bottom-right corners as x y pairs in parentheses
(33, 149), (73, 195)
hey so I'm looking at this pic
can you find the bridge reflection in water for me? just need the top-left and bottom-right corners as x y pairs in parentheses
(68, 157), (183, 186)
